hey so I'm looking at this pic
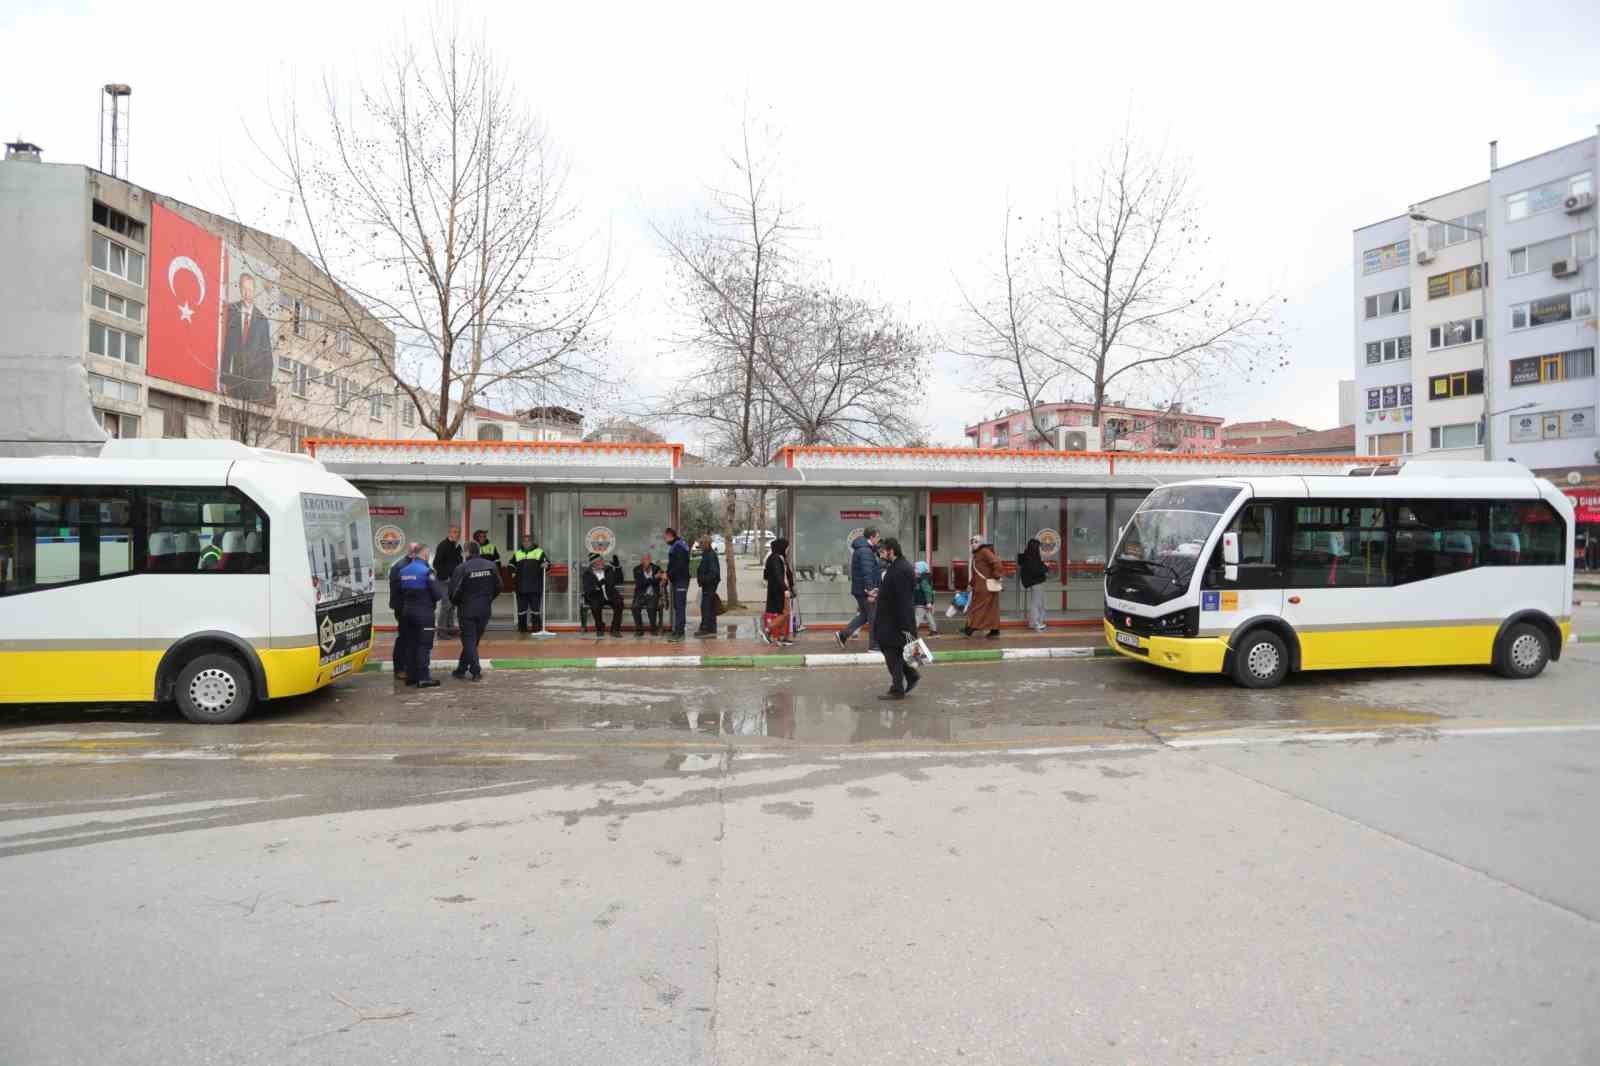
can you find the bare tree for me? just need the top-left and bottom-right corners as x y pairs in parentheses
(255, 10), (609, 439)
(762, 283), (927, 446)
(953, 210), (1061, 445)
(960, 135), (1286, 441)
(651, 113), (798, 606)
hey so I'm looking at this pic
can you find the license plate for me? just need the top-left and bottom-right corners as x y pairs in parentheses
(1115, 630), (1142, 649)
(331, 659), (355, 678)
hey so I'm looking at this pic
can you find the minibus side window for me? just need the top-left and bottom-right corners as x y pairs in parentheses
(1289, 501), (1390, 588)
(1391, 500), (1482, 584)
(1485, 501), (1564, 566)
(0, 485), (136, 596)
(141, 488), (270, 574)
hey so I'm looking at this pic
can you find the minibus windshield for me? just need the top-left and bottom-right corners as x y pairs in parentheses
(1110, 485), (1241, 589)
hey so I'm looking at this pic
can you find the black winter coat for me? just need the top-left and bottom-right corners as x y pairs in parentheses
(871, 556), (918, 648)
(1018, 548), (1048, 588)
(434, 538), (464, 581)
(697, 549), (720, 590)
(763, 553), (791, 614)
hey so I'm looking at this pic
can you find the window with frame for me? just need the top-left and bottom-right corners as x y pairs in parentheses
(97, 410), (139, 439)
(289, 361), (309, 398)
(1511, 290), (1595, 330)
(92, 202), (146, 242)
(1362, 240), (1410, 275)
(91, 234), (146, 286)
(1428, 316), (1484, 350)
(88, 321), (142, 365)
(1368, 386), (1409, 410)
(1368, 431), (1411, 456)
(1509, 348), (1595, 387)
(1364, 335), (1411, 364)
(400, 402), (416, 428)
(1202, 425), (1216, 440)
(368, 393), (384, 420)
(336, 329), (352, 355)
(143, 487), (269, 574)
(1428, 369), (1484, 400)
(1509, 230), (1597, 276)
(0, 486), (136, 596)
(1392, 499), (1482, 583)
(1426, 263), (1486, 300)
(1486, 501), (1564, 566)
(1364, 288), (1410, 319)
(477, 423), (505, 442)
(90, 286), (145, 323)
(1426, 211), (1486, 251)
(292, 298), (305, 338)
(1289, 502), (1389, 588)
(1203, 501), (1282, 590)
(88, 373), (140, 404)
(1429, 422), (1483, 450)
(1505, 172), (1595, 222)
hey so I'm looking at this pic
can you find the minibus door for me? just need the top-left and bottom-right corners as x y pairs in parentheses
(1202, 500), (1285, 642)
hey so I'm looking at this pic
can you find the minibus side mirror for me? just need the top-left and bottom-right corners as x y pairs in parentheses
(1222, 532), (1239, 582)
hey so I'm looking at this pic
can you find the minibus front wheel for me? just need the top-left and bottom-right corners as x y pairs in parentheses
(1230, 629), (1290, 689)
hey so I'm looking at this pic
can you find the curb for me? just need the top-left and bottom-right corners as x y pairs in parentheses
(362, 645), (1120, 673)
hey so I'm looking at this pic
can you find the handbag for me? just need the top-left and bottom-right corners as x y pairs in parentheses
(985, 577), (1003, 593)
(713, 593), (725, 616)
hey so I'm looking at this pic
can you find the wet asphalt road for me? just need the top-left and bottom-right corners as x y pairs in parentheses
(2, 648), (1599, 1064)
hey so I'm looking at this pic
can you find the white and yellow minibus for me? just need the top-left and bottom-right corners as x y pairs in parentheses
(1104, 461), (1575, 687)
(0, 440), (374, 722)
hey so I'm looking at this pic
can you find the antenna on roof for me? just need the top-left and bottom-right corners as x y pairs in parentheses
(98, 83), (132, 178)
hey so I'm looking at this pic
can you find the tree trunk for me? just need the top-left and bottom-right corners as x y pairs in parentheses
(722, 491), (740, 608)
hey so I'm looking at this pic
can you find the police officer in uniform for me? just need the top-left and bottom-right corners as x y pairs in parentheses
(449, 540), (499, 680)
(388, 545), (418, 681)
(394, 544), (444, 688)
(510, 533), (547, 633)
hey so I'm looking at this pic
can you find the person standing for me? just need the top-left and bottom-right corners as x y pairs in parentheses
(580, 553), (616, 638)
(695, 536), (721, 637)
(963, 534), (1002, 639)
(871, 538), (920, 699)
(388, 545), (418, 680)
(632, 553), (664, 635)
(394, 544), (444, 687)
(510, 533), (547, 633)
(605, 554), (626, 637)
(760, 537), (794, 646)
(434, 526), (464, 638)
(663, 527), (691, 642)
(912, 559), (938, 635)
(835, 527), (881, 651)
(1018, 537), (1049, 632)
(448, 540), (499, 681)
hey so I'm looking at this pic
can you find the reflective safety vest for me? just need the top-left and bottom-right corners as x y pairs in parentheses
(512, 547), (546, 565)
(198, 544), (222, 570)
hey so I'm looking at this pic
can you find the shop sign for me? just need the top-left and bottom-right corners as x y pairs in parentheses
(585, 526), (617, 556)
(370, 506), (406, 517)
(840, 510), (882, 520)
(1036, 528), (1061, 558)
(1510, 359), (1541, 386)
(1565, 489), (1600, 523)
(582, 507), (628, 518)
(374, 525), (406, 556)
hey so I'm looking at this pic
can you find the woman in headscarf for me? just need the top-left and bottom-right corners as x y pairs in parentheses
(963, 533), (1002, 638)
(760, 537), (795, 646)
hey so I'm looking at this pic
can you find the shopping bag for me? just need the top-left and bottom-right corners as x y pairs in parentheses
(789, 597), (804, 634)
(762, 611), (789, 642)
(944, 603), (959, 619)
(906, 638), (934, 666)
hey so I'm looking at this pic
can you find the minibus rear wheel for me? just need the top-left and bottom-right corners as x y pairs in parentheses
(1493, 623), (1549, 680)
(174, 653), (256, 724)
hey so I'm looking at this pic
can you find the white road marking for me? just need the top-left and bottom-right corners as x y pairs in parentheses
(0, 730), (162, 746)
(0, 796), (303, 841)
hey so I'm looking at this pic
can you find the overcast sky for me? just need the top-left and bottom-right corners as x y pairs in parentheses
(4, 0), (1597, 449)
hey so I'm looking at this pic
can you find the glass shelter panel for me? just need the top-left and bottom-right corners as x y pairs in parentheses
(791, 492), (913, 619)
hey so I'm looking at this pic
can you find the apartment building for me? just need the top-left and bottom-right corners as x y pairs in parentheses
(1, 141), (428, 452)
(964, 402), (1225, 452)
(1352, 131), (1598, 467)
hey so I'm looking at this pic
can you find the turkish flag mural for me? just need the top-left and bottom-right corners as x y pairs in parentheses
(148, 202), (224, 391)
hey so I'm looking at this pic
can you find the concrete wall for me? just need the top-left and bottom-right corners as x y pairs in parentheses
(0, 159), (104, 452)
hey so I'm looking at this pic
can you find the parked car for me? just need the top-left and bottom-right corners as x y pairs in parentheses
(733, 529), (775, 553)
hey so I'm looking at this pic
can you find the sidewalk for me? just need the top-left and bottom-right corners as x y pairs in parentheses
(369, 623), (1112, 673)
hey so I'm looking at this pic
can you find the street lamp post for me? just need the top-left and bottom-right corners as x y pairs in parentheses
(1409, 211), (1492, 459)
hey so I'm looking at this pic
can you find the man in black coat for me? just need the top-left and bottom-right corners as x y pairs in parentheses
(448, 540), (499, 680)
(434, 526), (464, 637)
(580, 553), (617, 638)
(632, 553), (664, 635)
(663, 527), (691, 641)
(871, 537), (921, 700)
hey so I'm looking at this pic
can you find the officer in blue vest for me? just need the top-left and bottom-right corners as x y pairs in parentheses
(394, 543), (445, 688)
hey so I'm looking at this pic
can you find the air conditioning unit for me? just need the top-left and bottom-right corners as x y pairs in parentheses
(1565, 191), (1594, 214)
(1552, 259), (1578, 278)
(1053, 425), (1102, 452)
(1415, 249), (1436, 265)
